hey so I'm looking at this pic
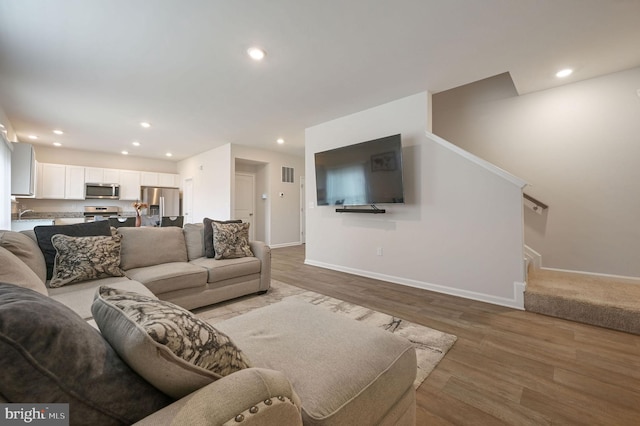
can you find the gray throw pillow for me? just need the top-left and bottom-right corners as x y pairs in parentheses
(0, 283), (172, 424)
(0, 231), (47, 283)
(203, 218), (242, 258)
(212, 221), (254, 260)
(92, 286), (252, 399)
(0, 248), (48, 296)
(50, 234), (125, 288)
(34, 221), (112, 280)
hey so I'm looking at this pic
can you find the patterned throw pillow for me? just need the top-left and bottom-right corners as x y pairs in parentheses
(50, 234), (125, 288)
(212, 221), (254, 260)
(203, 218), (242, 258)
(92, 286), (252, 399)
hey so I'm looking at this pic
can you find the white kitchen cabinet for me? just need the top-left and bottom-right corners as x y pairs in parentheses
(65, 166), (85, 199)
(119, 170), (141, 200)
(85, 167), (120, 184)
(140, 172), (158, 186)
(37, 163), (66, 199)
(158, 173), (179, 188)
(84, 167), (104, 183)
(103, 168), (120, 184)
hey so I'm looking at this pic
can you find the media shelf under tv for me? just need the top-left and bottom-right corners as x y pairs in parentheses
(335, 206), (386, 214)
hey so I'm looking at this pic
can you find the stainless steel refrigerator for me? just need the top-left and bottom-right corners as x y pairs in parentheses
(141, 186), (181, 219)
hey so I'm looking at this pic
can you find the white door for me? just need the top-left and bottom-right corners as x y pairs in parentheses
(235, 173), (255, 241)
(300, 176), (306, 243)
(183, 178), (194, 224)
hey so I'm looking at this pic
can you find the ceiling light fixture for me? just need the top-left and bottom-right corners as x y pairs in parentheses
(53, 142), (62, 147)
(132, 141), (141, 146)
(247, 47), (266, 61)
(556, 68), (573, 78)
(277, 138), (284, 145)
(122, 150), (129, 155)
(53, 129), (64, 135)
(140, 122), (151, 128)
(28, 135), (38, 140)
(165, 152), (173, 157)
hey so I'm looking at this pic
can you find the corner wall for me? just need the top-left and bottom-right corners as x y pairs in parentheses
(305, 92), (527, 308)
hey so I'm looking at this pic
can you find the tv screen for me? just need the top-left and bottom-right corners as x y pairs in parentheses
(314, 134), (404, 206)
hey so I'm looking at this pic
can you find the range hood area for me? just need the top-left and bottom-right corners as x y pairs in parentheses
(10, 142), (35, 196)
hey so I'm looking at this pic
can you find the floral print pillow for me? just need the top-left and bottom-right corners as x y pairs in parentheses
(49, 234), (125, 287)
(212, 222), (254, 260)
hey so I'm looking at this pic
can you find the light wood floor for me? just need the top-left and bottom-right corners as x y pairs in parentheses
(271, 245), (640, 425)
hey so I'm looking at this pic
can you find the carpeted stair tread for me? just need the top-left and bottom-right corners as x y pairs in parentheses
(525, 269), (640, 335)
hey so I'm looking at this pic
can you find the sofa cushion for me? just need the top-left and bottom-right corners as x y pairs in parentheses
(34, 220), (112, 280)
(49, 277), (155, 320)
(190, 256), (261, 283)
(183, 223), (205, 260)
(0, 247), (48, 296)
(0, 283), (172, 424)
(216, 299), (417, 426)
(49, 234), (125, 288)
(0, 231), (46, 283)
(212, 221), (253, 260)
(125, 262), (208, 295)
(118, 227), (188, 270)
(203, 218), (241, 258)
(92, 286), (252, 399)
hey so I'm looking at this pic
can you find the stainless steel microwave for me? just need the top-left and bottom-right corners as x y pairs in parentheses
(85, 183), (120, 199)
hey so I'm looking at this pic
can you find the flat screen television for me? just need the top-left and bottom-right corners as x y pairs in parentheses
(314, 134), (404, 206)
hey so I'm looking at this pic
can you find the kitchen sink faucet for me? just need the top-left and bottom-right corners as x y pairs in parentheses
(18, 209), (33, 219)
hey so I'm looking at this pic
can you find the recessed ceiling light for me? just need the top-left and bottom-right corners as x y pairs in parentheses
(247, 47), (266, 61)
(165, 152), (173, 157)
(132, 141), (141, 147)
(28, 135), (38, 140)
(53, 142), (62, 147)
(277, 138), (285, 145)
(121, 150), (129, 155)
(140, 122), (151, 128)
(556, 68), (573, 78)
(53, 129), (64, 135)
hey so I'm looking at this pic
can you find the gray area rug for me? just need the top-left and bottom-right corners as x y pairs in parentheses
(196, 280), (457, 388)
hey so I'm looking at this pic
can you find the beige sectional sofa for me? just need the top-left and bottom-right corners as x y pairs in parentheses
(0, 225), (417, 425)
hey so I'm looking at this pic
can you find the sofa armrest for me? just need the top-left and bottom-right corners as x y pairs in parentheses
(134, 368), (301, 426)
(250, 241), (271, 291)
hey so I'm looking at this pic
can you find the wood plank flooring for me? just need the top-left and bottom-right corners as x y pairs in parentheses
(271, 245), (640, 425)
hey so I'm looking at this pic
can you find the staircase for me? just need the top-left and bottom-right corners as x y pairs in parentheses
(525, 268), (640, 335)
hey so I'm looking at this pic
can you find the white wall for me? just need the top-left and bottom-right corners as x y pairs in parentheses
(433, 67), (640, 278)
(177, 143), (232, 222)
(305, 92), (527, 308)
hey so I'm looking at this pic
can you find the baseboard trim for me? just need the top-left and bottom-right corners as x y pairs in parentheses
(304, 259), (526, 310)
(524, 245), (542, 270)
(539, 267), (640, 284)
(270, 241), (303, 249)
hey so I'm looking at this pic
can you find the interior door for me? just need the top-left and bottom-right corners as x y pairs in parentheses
(235, 173), (255, 241)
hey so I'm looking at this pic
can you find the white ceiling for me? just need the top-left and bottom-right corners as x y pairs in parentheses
(1, 0), (639, 161)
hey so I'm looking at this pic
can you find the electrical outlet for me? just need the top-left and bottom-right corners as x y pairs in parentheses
(376, 247), (383, 256)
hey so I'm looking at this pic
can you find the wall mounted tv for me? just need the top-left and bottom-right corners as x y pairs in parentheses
(314, 134), (404, 207)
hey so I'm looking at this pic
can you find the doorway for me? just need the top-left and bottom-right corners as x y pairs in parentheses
(235, 173), (255, 241)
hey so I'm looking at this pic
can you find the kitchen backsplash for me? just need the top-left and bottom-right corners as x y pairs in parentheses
(13, 199), (141, 219)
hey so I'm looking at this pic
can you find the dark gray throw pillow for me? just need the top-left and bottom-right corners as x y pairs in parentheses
(0, 283), (172, 425)
(203, 218), (242, 258)
(34, 220), (112, 280)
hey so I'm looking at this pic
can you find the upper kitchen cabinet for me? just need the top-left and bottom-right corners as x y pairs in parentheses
(119, 170), (141, 200)
(36, 163), (85, 199)
(141, 172), (179, 188)
(11, 143), (36, 196)
(85, 167), (120, 184)
(36, 163), (66, 199)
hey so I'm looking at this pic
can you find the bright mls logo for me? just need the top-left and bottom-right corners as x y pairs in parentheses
(1, 404), (68, 425)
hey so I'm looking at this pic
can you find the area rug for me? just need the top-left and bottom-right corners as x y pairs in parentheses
(195, 280), (457, 389)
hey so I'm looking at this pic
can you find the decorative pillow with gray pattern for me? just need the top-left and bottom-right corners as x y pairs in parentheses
(50, 234), (125, 288)
(212, 221), (254, 260)
(92, 286), (252, 399)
